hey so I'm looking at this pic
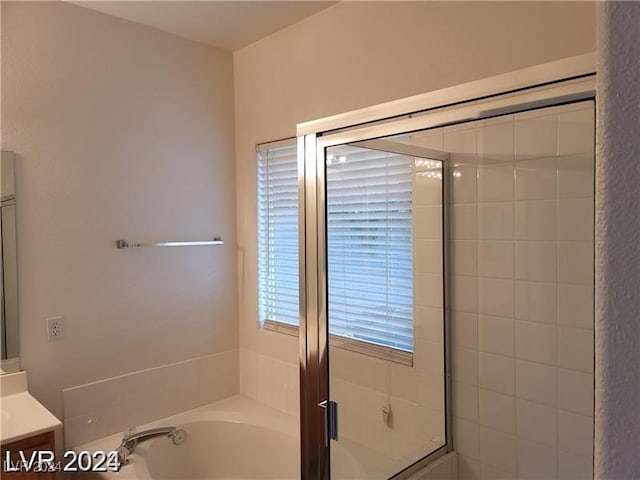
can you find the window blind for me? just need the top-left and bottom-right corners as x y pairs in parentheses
(326, 146), (414, 353)
(257, 141), (300, 327)
(257, 141), (414, 354)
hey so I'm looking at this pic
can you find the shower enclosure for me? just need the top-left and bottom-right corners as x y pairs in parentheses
(295, 54), (595, 479)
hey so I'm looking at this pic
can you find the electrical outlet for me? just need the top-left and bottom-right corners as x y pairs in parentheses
(46, 316), (64, 342)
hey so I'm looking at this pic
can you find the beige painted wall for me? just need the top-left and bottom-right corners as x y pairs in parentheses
(233, 1), (596, 366)
(1, 1), (237, 418)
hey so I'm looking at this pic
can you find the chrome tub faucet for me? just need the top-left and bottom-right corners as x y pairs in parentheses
(117, 426), (187, 468)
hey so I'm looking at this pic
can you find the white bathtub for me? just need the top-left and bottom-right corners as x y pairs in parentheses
(76, 395), (366, 480)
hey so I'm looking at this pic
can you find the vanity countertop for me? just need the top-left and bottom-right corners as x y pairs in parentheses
(1, 371), (62, 444)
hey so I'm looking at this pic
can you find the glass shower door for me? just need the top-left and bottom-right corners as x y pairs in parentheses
(323, 140), (448, 479)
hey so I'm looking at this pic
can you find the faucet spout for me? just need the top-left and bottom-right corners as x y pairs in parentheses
(123, 426), (178, 447)
(116, 426), (186, 470)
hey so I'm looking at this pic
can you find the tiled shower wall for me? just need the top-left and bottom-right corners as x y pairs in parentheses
(417, 101), (594, 479)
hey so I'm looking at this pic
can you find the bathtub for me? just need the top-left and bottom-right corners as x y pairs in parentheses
(75, 395), (367, 479)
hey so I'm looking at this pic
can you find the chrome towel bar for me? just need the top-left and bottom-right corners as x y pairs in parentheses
(116, 237), (224, 249)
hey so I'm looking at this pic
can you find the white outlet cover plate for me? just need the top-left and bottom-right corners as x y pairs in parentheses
(46, 316), (64, 341)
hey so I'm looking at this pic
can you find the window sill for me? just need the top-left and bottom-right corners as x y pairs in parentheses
(262, 319), (413, 367)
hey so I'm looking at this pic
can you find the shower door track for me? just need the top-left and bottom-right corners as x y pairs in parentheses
(297, 52), (596, 480)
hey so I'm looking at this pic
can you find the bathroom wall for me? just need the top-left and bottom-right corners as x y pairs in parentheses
(1, 1), (238, 424)
(234, 0), (595, 422)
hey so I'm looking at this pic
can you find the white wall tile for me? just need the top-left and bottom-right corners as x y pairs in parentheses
(478, 241), (513, 279)
(166, 359), (200, 413)
(515, 111), (557, 160)
(412, 129), (444, 152)
(453, 417), (480, 460)
(557, 104), (594, 156)
(416, 273), (444, 308)
(478, 389), (515, 434)
(418, 406), (446, 448)
(454, 347), (478, 386)
(479, 427), (517, 473)
(515, 320), (556, 365)
(558, 156), (594, 199)
(64, 414), (100, 448)
(330, 347), (389, 391)
(64, 383), (101, 419)
(364, 388), (393, 455)
(430, 454), (453, 480)
(477, 164), (514, 202)
(452, 240), (477, 276)
(270, 358), (289, 413)
(514, 200), (557, 241)
(517, 438), (558, 480)
(458, 454), (481, 480)
(557, 327), (594, 373)
(453, 204), (477, 240)
(454, 381), (479, 422)
(515, 360), (556, 406)
(515, 281), (556, 324)
(200, 351), (238, 407)
(514, 158), (557, 201)
(557, 284), (593, 329)
(558, 411), (593, 457)
(478, 278), (514, 318)
(417, 372), (444, 412)
(477, 203), (513, 240)
(452, 276), (478, 313)
(444, 126), (477, 158)
(415, 205), (444, 239)
(559, 451), (594, 479)
(390, 397), (419, 460)
(557, 199), (594, 241)
(480, 462), (513, 479)
(415, 173), (444, 206)
(478, 352), (514, 395)
(515, 241), (557, 282)
(415, 339), (445, 376)
(557, 242), (593, 285)
(416, 240), (443, 274)
(123, 368), (166, 427)
(285, 362), (299, 416)
(452, 311), (478, 349)
(452, 163), (478, 204)
(63, 378), (126, 447)
(558, 368), (594, 417)
(417, 307), (445, 344)
(446, 101), (594, 476)
(478, 315), (514, 357)
(516, 398), (558, 447)
(478, 117), (515, 163)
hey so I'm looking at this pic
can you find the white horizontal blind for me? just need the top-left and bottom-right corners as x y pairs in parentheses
(257, 141), (299, 327)
(326, 146), (414, 352)
(257, 141), (414, 354)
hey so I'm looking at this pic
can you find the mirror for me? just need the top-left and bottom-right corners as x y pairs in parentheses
(1, 150), (20, 374)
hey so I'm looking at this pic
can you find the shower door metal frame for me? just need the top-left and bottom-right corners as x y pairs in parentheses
(298, 52), (596, 480)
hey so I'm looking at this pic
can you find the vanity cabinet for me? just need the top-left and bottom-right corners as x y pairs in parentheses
(1, 431), (56, 479)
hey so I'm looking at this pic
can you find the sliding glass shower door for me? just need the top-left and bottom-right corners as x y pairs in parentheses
(298, 71), (595, 480)
(324, 142), (448, 478)
(296, 133), (450, 479)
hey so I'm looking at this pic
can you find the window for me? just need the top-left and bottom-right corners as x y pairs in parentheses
(257, 140), (414, 359)
(257, 140), (300, 328)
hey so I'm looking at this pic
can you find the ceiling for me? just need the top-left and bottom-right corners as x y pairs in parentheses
(71, 1), (336, 51)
